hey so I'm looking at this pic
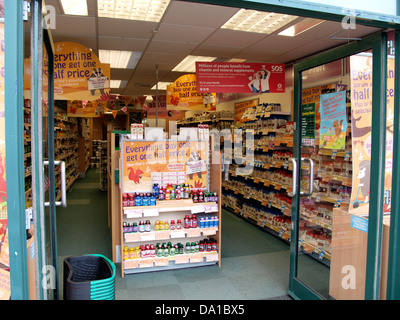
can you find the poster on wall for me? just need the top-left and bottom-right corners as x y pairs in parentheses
(0, 22), (8, 269)
(349, 53), (394, 214)
(166, 74), (217, 111)
(147, 95), (184, 120)
(24, 42), (111, 101)
(67, 100), (103, 118)
(301, 103), (316, 147)
(196, 62), (285, 93)
(319, 91), (347, 150)
(121, 140), (208, 194)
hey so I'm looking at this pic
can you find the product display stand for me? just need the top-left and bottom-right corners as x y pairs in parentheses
(118, 137), (221, 278)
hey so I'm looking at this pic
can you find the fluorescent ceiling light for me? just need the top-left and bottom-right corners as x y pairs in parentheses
(60, 0), (88, 16)
(172, 55), (217, 73)
(226, 58), (247, 63)
(278, 18), (325, 37)
(97, 0), (170, 22)
(221, 9), (298, 34)
(152, 82), (172, 90)
(99, 50), (141, 69)
(110, 80), (128, 88)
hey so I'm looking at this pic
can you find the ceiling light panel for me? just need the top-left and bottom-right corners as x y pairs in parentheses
(152, 82), (172, 90)
(60, 0), (88, 16)
(110, 80), (128, 88)
(278, 18), (325, 37)
(99, 49), (142, 69)
(172, 55), (217, 73)
(97, 0), (170, 22)
(221, 9), (298, 34)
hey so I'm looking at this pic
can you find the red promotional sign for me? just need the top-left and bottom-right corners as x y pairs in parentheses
(196, 62), (285, 93)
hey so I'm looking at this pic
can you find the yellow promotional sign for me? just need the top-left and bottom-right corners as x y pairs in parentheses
(349, 54), (393, 214)
(24, 42), (111, 101)
(121, 140), (208, 193)
(67, 100), (103, 118)
(166, 74), (216, 111)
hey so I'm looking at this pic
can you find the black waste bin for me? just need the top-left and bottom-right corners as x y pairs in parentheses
(63, 254), (115, 300)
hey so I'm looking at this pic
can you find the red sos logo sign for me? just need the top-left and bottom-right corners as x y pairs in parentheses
(271, 65), (283, 72)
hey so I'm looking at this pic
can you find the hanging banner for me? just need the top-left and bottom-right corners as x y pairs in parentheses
(147, 95), (184, 120)
(319, 91), (347, 150)
(121, 140), (208, 193)
(166, 74), (216, 111)
(67, 100), (102, 117)
(24, 42), (111, 101)
(349, 54), (393, 214)
(196, 62), (285, 93)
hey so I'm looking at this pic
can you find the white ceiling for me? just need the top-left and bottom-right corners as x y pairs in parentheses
(37, 0), (382, 97)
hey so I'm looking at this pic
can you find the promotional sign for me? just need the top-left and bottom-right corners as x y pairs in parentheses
(24, 42), (111, 101)
(67, 100), (103, 118)
(121, 140), (208, 193)
(0, 23), (8, 269)
(301, 103), (316, 147)
(147, 95), (184, 120)
(319, 91), (347, 150)
(234, 99), (259, 123)
(196, 62), (285, 93)
(349, 54), (393, 213)
(166, 74), (217, 111)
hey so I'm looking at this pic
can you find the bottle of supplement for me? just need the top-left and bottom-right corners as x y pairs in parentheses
(185, 242), (191, 254)
(198, 190), (204, 202)
(134, 193), (142, 206)
(155, 220), (160, 231)
(153, 183), (159, 198)
(138, 221), (145, 232)
(145, 220), (151, 232)
(132, 222), (138, 233)
(150, 193), (156, 206)
(191, 242), (195, 253)
(122, 194), (129, 207)
(177, 219), (182, 229)
(123, 246), (129, 261)
(165, 190), (170, 200)
(150, 244), (156, 257)
(129, 247), (135, 260)
(184, 215), (191, 229)
(191, 215), (198, 228)
(123, 222), (128, 233)
(170, 190), (175, 200)
(159, 190), (165, 201)
(195, 241), (199, 253)
(142, 193), (149, 206)
(170, 220), (176, 230)
(164, 220), (169, 230)
(135, 246), (140, 259)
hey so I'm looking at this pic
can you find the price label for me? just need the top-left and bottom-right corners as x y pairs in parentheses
(124, 260), (139, 269)
(190, 254), (203, 263)
(154, 258), (169, 267)
(125, 233), (140, 242)
(205, 253), (218, 262)
(175, 255), (189, 264)
(155, 231), (170, 240)
(125, 209), (142, 218)
(191, 205), (205, 214)
(143, 208), (159, 217)
(139, 259), (154, 268)
(187, 228), (202, 237)
(170, 230), (186, 239)
(140, 233), (156, 241)
(202, 227), (217, 236)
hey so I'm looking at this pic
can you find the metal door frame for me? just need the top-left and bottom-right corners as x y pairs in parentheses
(289, 31), (388, 300)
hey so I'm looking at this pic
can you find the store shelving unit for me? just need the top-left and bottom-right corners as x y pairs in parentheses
(222, 103), (293, 244)
(54, 113), (79, 200)
(118, 139), (222, 278)
(78, 118), (91, 178)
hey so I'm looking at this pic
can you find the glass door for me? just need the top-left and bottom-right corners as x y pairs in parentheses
(29, 0), (63, 300)
(289, 32), (389, 300)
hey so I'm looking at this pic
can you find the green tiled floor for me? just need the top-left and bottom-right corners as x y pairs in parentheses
(56, 168), (314, 300)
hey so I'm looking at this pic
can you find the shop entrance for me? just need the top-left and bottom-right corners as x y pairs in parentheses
(5, 0), (400, 301)
(289, 32), (391, 300)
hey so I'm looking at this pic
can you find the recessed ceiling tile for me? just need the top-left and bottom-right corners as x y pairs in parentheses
(110, 69), (132, 80)
(147, 40), (198, 55)
(162, 1), (240, 28)
(52, 35), (97, 50)
(53, 15), (96, 36)
(98, 18), (158, 38)
(190, 45), (243, 59)
(98, 36), (148, 52)
(154, 23), (216, 43)
(202, 29), (267, 48)
(249, 35), (314, 54)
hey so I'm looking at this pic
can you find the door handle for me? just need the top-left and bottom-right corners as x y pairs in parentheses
(288, 157), (297, 197)
(300, 158), (314, 196)
(44, 160), (67, 208)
